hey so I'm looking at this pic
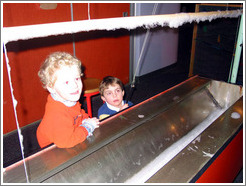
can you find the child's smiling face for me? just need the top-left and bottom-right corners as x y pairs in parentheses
(48, 65), (82, 102)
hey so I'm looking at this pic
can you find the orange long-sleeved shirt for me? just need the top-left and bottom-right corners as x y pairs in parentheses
(36, 94), (89, 148)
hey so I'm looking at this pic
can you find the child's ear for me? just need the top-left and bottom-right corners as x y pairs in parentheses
(101, 96), (106, 103)
(122, 90), (125, 96)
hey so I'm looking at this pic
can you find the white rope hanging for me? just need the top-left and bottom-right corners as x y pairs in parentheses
(132, 3), (159, 86)
(2, 9), (242, 44)
(3, 45), (30, 183)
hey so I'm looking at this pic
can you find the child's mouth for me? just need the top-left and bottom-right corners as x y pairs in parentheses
(70, 90), (79, 95)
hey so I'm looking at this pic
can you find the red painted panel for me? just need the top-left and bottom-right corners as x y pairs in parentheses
(72, 3), (130, 83)
(196, 129), (243, 183)
(3, 3), (130, 134)
(3, 3), (71, 26)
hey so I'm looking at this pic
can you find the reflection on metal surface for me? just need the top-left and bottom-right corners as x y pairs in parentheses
(3, 76), (243, 183)
(147, 97), (243, 183)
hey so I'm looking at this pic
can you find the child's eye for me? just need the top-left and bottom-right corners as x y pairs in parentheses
(106, 92), (111, 96)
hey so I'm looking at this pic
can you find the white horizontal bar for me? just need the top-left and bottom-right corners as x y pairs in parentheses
(2, 9), (242, 44)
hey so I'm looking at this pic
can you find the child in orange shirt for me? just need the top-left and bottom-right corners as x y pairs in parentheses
(36, 52), (100, 148)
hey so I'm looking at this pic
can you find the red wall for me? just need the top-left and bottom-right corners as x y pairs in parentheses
(3, 3), (130, 134)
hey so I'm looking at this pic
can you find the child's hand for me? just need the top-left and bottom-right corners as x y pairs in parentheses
(87, 117), (100, 128)
(120, 103), (129, 111)
(81, 117), (100, 136)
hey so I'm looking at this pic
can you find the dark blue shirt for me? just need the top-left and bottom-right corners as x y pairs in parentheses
(98, 100), (133, 120)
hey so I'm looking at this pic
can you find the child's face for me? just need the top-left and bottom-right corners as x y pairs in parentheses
(48, 65), (82, 102)
(101, 84), (124, 108)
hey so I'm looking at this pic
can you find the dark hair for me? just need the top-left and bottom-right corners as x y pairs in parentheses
(99, 76), (124, 96)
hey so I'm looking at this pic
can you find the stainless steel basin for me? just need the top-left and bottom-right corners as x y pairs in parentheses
(3, 76), (243, 183)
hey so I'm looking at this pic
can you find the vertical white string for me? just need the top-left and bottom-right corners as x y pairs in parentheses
(88, 3), (91, 20)
(3, 43), (30, 183)
(70, 3), (76, 57)
(132, 3), (159, 85)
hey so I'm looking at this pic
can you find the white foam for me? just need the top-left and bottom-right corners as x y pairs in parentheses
(125, 108), (226, 183)
(2, 10), (242, 44)
(231, 112), (241, 119)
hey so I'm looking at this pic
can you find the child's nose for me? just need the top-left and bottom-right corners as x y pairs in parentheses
(112, 91), (117, 97)
(71, 80), (78, 88)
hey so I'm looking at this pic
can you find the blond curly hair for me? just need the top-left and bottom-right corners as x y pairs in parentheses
(38, 52), (82, 89)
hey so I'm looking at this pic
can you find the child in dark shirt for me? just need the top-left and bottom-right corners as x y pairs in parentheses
(98, 76), (133, 120)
